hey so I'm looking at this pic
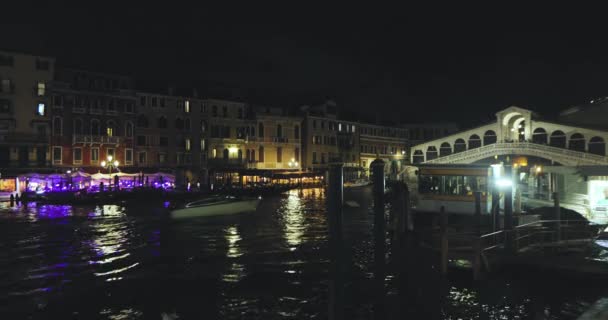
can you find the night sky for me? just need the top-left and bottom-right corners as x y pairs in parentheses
(4, 6), (608, 127)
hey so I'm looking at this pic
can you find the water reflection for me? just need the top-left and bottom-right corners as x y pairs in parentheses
(281, 190), (305, 249)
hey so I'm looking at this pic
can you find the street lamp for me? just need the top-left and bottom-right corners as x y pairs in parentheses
(101, 155), (119, 189)
(288, 158), (298, 169)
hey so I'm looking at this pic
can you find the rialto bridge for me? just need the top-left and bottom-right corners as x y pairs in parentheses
(411, 106), (608, 166)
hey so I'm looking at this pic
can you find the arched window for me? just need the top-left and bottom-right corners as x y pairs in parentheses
(251, 149), (255, 162)
(550, 130), (566, 148)
(426, 146), (438, 160)
(532, 128), (547, 144)
(589, 136), (606, 156)
(175, 118), (184, 130)
(106, 120), (115, 136)
(53, 116), (63, 136)
(201, 120), (207, 133)
(259, 146), (264, 162)
(294, 125), (300, 139)
(468, 134), (481, 149)
(277, 124), (282, 137)
(250, 126), (255, 137)
(483, 130), (497, 145)
(137, 114), (148, 128)
(238, 149), (243, 161)
(454, 139), (466, 153)
(569, 133), (585, 152)
(412, 150), (424, 164)
(258, 123), (264, 138)
(125, 121), (133, 137)
(223, 148), (229, 159)
(439, 142), (452, 157)
(157, 116), (167, 129)
(73, 118), (83, 135)
(185, 118), (191, 131)
(246, 149), (251, 162)
(91, 119), (100, 135)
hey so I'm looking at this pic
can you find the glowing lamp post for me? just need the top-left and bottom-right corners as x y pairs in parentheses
(101, 155), (120, 189)
(288, 158), (299, 169)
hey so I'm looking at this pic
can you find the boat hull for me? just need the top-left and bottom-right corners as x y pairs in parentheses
(170, 199), (260, 219)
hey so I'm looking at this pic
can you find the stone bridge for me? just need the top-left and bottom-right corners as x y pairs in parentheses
(411, 106), (608, 165)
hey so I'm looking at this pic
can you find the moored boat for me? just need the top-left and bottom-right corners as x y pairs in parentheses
(170, 196), (261, 219)
(344, 179), (371, 188)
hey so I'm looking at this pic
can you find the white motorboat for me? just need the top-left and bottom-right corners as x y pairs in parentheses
(344, 179), (371, 188)
(170, 196), (261, 219)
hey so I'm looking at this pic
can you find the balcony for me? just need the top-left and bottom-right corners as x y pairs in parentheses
(73, 135), (120, 145)
(90, 108), (103, 115)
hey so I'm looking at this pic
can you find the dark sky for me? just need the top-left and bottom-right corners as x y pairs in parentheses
(4, 6), (608, 126)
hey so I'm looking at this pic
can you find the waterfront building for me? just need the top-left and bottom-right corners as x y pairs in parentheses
(135, 90), (207, 183)
(401, 122), (459, 146)
(0, 50), (55, 168)
(49, 69), (136, 172)
(358, 122), (408, 177)
(300, 101), (339, 171)
(246, 106), (302, 171)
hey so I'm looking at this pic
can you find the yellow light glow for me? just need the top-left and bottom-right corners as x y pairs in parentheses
(229, 147), (238, 153)
(101, 161), (106, 167)
(107, 155), (113, 162)
(114, 160), (119, 167)
(536, 166), (542, 173)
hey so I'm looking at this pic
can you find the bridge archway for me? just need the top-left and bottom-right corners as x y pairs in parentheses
(426, 146), (438, 160)
(550, 130), (566, 148)
(468, 134), (481, 149)
(532, 128), (547, 144)
(589, 136), (605, 155)
(439, 142), (452, 156)
(454, 139), (466, 153)
(483, 130), (497, 145)
(569, 133), (585, 152)
(413, 150), (424, 164)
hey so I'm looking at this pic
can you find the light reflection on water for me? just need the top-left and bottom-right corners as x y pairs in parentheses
(0, 189), (606, 319)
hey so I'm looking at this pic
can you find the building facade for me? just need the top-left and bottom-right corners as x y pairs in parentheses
(301, 101), (339, 171)
(358, 123), (408, 177)
(247, 106), (302, 171)
(135, 91), (207, 182)
(0, 50), (55, 168)
(50, 69), (137, 171)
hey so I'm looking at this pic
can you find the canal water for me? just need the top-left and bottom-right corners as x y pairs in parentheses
(0, 187), (607, 319)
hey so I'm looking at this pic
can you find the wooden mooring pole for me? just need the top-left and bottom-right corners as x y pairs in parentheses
(553, 192), (561, 242)
(439, 205), (448, 276)
(371, 159), (386, 320)
(472, 191), (482, 280)
(327, 163), (344, 320)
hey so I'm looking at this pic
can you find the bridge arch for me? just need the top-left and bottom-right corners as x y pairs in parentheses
(439, 142), (452, 156)
(589, 136), (605, 155)
(483, 130), (497, 145)
(568, 133), (585, 152)
(413, 150), (424, 164)
(468, 134), (481, 149)
(550, 130), (566, 148)
(532, 127), (547, 144)
(426, 146), (438, 160)
(454, 139), (466, 153)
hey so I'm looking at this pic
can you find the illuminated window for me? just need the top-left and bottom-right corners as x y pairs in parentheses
(200, 139), (206, 151)
(107, 126), (113, 136)
(184, 100), (190, 113)
(338, 123), (342, 131)
(212, 148), (217, 158)
(37, 103), (46, 116)
(185, 138), (191, 151)
(158, 153), (167, 164)
(37, 82), (45, 96)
